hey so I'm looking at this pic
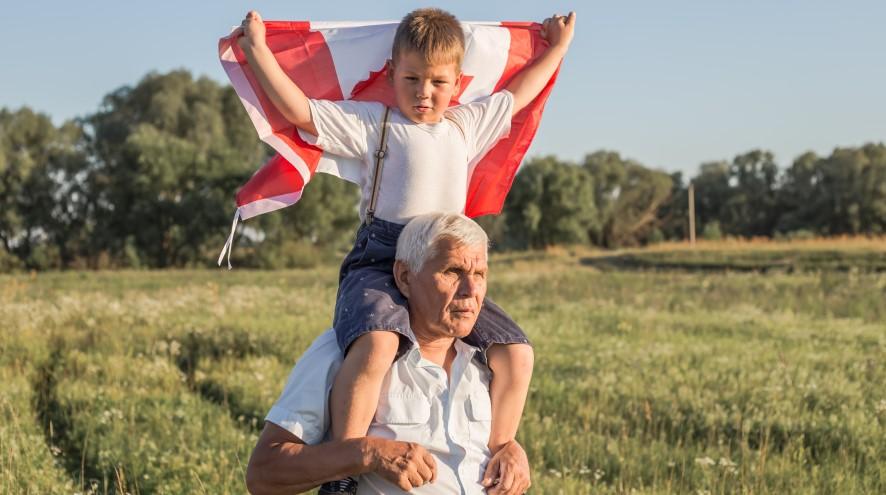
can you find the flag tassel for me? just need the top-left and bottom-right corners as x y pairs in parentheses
(217, 209), (241, 270)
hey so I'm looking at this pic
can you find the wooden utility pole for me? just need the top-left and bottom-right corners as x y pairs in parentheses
(688, 182), (696, 246)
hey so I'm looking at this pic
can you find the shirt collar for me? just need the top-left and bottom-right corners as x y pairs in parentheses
(404, 338), (480, 368)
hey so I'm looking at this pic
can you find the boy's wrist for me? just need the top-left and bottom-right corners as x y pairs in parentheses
(547, 43), (569, 58)
(240, 38), (270, 55)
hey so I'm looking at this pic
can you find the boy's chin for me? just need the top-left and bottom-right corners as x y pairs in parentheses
(401, 107), (443, 124)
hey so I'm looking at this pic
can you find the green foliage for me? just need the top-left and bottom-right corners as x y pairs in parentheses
(2, 68), (886, 269)
(0, 108), (91, 269)
(584, 151), (674, 247)
(87, 70), (270, 268)
(504, 155), (597, 248)
(777, 144), (886, 236)
(702, 221), (723, 240)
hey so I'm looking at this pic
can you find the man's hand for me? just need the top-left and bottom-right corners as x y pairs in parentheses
(365, 437), (437, 491)
(237, 10), (267, 51)
(540, 12), (576, 53)
(481, 440), (531, 495)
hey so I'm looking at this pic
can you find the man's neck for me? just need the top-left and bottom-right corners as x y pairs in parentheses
(414, 333), (457, 375)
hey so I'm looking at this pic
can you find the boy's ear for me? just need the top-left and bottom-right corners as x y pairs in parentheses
(386, 59), (394, 84)
(393, 260), (411, 298)
(454, 71), (463, 95)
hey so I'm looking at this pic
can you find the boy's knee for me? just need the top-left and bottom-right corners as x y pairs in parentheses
(487, 343), (534, 374)
(345, 330), (401, 371)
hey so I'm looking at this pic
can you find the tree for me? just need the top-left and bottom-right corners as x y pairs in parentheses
(721, 150), (779, 236)
(503, 156), (597, 249)
(583, 151), (673, 247)
(656, 171), (689, 241)
(0, 108), (92, 269)
(87, 70), (269, 267)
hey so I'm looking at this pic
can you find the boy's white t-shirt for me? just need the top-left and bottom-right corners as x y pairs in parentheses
(300, 91), (514, 224)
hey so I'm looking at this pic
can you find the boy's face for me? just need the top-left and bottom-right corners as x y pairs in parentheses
(390, 50), (462, 124)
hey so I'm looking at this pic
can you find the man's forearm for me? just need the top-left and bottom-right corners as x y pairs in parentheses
(240, 42), (318, 135)
(247, 435), (370, 495)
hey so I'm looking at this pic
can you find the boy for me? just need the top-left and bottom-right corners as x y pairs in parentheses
(237, 7), (575, 493)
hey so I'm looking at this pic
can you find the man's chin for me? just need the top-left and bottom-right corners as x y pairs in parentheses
(447, 315), (478, 338)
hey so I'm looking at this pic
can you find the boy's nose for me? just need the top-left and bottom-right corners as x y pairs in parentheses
(416, 81), (433, 99)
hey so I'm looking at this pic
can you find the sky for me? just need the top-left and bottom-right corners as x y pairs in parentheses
(4, 0), (885, 176)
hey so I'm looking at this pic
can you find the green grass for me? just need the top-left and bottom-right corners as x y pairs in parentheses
(1, 248), (884, 494)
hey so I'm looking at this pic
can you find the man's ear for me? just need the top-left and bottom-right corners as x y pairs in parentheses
(393, 260), (411, 298)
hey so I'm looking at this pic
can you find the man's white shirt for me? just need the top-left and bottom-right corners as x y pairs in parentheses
(266, 329), (493, 494)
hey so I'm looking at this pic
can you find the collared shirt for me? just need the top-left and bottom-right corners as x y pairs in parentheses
(266, 329), (493, 494)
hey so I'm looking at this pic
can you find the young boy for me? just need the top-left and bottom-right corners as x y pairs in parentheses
(238, 7), (575, 492)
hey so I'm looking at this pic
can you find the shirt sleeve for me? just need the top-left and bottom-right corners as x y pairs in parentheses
(297, 99), (383, 160)
(445, 90), (515, 162)
(264, 329), (342, 445)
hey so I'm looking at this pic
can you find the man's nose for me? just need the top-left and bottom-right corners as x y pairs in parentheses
(457, 274), (482, 297)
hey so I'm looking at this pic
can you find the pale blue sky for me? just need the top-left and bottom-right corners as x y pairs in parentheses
(4, 1), (885, 175)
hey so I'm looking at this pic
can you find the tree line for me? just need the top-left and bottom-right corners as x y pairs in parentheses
(1, 70), (884, 270)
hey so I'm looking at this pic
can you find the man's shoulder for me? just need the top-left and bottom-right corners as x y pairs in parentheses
(299, 328), (341, 362)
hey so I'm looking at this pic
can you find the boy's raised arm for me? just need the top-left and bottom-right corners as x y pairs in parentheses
(505, 12), (576, 116)
(237, 11), (318, 136)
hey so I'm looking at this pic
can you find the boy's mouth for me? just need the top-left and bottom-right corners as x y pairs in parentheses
(414, 105), (432, 113)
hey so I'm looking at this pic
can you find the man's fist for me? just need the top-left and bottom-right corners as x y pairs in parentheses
(366, 438), (437, 491)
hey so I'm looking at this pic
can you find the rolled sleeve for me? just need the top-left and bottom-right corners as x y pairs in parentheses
(296, 99), (382, 160)
(445, 90), (514, 161)
(264, 329), (343, 445)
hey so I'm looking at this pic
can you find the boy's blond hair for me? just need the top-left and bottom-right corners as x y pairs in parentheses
(392, 8), (465, 68)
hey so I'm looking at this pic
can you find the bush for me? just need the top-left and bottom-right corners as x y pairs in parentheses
(702, 221), (723, 240)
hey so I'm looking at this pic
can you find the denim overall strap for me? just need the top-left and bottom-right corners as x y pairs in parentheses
(365, 106), (391, 225)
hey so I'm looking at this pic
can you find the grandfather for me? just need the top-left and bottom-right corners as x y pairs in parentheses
(246, 212), (530, 494)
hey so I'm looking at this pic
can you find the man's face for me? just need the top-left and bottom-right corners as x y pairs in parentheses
(396, 238), (487, 340)
(390, 50), (462, 124)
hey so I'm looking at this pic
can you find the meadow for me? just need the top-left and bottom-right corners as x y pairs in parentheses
(1, 243), (884, 494)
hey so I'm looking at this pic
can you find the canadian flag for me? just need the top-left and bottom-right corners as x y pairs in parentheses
(217, 20), (559, 266)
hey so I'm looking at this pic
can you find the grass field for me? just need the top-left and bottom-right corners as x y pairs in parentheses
(1, 244), (884, 494)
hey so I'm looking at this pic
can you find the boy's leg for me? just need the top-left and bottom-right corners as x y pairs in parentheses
(329, 330), (401, 440)
(486, 343), (534, 452)
(464, 298), (533, 452)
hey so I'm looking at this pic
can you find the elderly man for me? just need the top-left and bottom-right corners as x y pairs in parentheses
(246, 213), (531, 495)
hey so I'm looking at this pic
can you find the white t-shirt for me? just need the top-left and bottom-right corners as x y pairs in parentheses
(301, 91), (514, 224)
(266, 329), (493, 494)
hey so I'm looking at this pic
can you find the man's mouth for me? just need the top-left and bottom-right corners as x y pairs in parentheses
(450, 307), (475, 315)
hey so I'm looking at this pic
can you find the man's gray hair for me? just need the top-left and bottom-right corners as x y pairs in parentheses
(396, 213), (489, 272)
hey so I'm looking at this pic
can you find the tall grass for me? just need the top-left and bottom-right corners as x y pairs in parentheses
(1, 247), (883, 494)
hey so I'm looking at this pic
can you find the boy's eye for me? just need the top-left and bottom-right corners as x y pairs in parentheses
(405, 76), (418, 81)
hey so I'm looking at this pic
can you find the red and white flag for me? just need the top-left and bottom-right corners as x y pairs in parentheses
(217, 20), (559, 266)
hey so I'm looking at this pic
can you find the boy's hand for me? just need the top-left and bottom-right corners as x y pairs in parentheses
(481, 440), (531, 494)
(237, 10), (267, 51)
(540, 11), (576, 52)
